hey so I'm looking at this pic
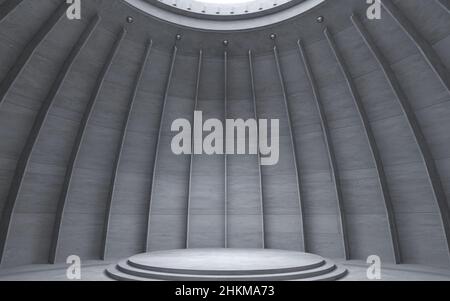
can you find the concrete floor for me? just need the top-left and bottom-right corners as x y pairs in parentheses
(0, 250), (449, 281)
(1, 0), (450, 270)
(0, 261), (114, 281)
(336, 260), (450, 281)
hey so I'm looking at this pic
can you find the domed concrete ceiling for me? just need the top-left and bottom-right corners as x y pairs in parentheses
(0, 0), (449, 281)
(125, 0), (325, 30)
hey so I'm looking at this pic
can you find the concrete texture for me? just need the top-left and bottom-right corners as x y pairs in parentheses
(0, 0), (449, 275)
(126, 249), (325, 273)
(105, 249), (348, 280)
(0, 253), (449, 281)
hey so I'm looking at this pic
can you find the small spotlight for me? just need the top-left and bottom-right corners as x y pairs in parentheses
(316, 16), (325, 23)
(223, 40), (229, 47)
(126, 16), (134, 24)
(270, 33), (277, 40)
(175, 34), (182, 41)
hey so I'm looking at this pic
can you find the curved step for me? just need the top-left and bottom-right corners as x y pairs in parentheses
(108, 259), (342, 281)
(301, 266), (348, 281)
(106, 261), (347, 281)
(105, 265), (155, 282)
(105, 249), (348, 281)
(119, 259), (337, 281)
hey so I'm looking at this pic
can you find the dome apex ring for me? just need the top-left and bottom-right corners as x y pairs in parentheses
(123, 0), (326, 31)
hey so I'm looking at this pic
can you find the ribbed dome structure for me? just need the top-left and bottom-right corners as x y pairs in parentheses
(0, 0), (449, 279)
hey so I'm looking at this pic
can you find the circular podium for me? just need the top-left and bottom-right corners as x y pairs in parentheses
(105, 248), (347, 281)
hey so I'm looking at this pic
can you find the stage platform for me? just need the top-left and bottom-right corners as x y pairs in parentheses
(105, 249), (348, 281)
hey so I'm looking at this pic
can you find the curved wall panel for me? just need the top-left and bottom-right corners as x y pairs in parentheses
(0, 0), (449, 269)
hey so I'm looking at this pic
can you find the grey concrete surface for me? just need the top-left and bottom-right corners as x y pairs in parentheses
(0, 0), (449, 273)
(105, 249), (347, 280)
(0, 251), (448, 281)
(127, 248), (325, 273)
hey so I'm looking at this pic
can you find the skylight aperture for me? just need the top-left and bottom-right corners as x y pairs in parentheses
(195, 0), (254, 3)
(154, 0), (299, 17)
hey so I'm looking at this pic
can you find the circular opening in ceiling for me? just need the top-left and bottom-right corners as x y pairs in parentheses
(124, 0), (326, 30)
(149, 0), (300, 17)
